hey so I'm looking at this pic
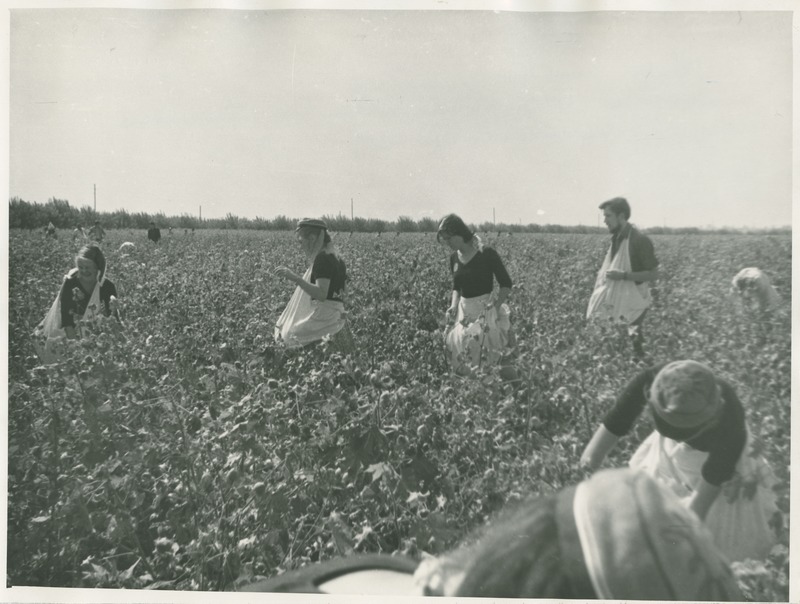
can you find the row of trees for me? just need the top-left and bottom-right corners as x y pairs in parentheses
(8, 197), (790, 235)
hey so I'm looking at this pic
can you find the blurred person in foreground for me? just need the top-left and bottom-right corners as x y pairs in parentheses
(580, 360), (778, 562)
(586, 197), (658, 359)
(438, 213), (516, 380)
(239, 468), (741, 600)
(274, 218), (354, 352)
(33, 243), (120, 363)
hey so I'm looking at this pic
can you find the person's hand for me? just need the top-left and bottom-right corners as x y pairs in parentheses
(445, 306), (457, 324)
(274, 267), (297, 282)
(606, 269), (626, 281)
(109, 295), (120, 313)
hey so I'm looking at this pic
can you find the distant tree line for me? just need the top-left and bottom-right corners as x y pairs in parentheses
(8, 197), (791, 235)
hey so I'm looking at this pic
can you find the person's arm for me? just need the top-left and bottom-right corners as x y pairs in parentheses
(608, 233), (659, 282)
(486, 248), (513, 309)
(580, 425), (620, 470)
(275, 268), (330, 300)
(687, 478), (721, 520)
(60, 279), (78, 337)
(446, 290), (461, 323)
(607, 267), (659, 283)
(493, 286), (512, 309)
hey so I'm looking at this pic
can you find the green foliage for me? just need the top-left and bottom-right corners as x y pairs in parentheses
(7, 230), (790, 598)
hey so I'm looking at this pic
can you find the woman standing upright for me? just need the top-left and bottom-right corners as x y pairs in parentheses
(438, 214), (515, 378)
(274, 218), (353, 352)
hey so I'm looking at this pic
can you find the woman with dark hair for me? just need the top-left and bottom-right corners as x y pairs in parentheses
(33, 243), (120, 362)
(239, 468), (741, 600)
(580, 360), (778, 561)
(437, 214), (514, 376)
(274, 218), (353, 351)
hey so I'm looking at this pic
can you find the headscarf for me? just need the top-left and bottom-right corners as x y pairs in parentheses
(565, 468), (741, 600)
(296, 218), (338, 261)
(648, 360), (722, 429)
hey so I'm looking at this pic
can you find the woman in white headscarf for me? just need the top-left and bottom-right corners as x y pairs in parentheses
(274, 218), (353, 352)
(731, 267), (781, 315)
(33, 243), (120, 363)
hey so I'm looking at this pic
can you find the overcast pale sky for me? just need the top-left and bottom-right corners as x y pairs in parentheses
(8, 7), (794, 228)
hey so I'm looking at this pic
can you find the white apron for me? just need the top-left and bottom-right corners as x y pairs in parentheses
(33, 270), (103, 364)
(629, 430), (778, 562)
(445, 293), (511, 371)
(586, 237), (651, 324)
(274, 267), (346, 348)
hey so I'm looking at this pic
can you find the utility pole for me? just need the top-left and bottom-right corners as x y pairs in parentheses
(199, 205), (202, 221)
(94, 184), (96, 212)
(351, 198), (354, 221)
(493, 207), (496, 225)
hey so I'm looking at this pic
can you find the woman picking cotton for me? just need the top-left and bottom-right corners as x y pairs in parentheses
(33, 243), (120, 363)
(274, 219), (353, 352)
(580, 360), (779, 562)
(438, 214), (515, 378)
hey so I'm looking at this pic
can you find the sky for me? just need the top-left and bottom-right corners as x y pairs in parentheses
(6, 6), (796, 230)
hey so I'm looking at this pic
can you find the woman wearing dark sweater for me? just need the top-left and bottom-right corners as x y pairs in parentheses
(438, 214), (515, 377)
(274, 218), (353, 352)
(33, 244), (119, 362)
(580, 360), (778, 561)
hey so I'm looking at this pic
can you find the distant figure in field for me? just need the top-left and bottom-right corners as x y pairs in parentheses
(147, 221), (161, 243)
(731, 267), (780, 314)
(240, 468), (741, 600)
(580, 360), (778, 562)
(274, 218), (353, 352)
(168, 226), (173, 235)
(33, 244), (120, 363)
(586, 197), (659, 359)
(87, 221), (105, 243)
(44, 222), (57, 239)
(118, 242), (136, 255)
(73, 224), (87, 241)
(439, 214), (516, 379)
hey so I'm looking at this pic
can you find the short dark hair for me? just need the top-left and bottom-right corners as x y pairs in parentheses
(76, 243), (106, 280)
(437, 213), (474, 244)
(599, 197), (631, 220)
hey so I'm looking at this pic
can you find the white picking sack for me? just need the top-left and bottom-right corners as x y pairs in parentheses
(274, 267), (346, 348)
(586, 237), (651, 324)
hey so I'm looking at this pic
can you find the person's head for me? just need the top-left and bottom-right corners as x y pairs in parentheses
(437, 214), (474, 250)
(75, 244), (106, 283)
(450, 468), (740, 600)
(599, 197), (630, 233)
(295, 218), (331, 258)
(647, 360), (722, 434)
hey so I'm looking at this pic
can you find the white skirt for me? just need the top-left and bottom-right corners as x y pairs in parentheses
(445, 293), (511, 371)
(629, 431), (778, 562)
